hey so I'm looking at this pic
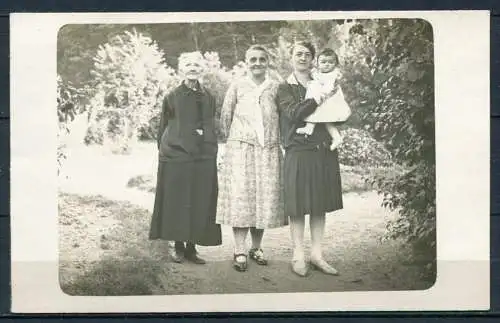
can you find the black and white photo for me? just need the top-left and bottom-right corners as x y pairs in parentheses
(10, 11), (490, 313)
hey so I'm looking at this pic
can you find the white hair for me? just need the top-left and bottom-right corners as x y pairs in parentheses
(177, 51), (207, 71)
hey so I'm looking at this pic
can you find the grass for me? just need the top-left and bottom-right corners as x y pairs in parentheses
(59, 191), (434, 296)
(59, 193), (172, 296)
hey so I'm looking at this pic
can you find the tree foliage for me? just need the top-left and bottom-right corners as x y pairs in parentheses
(339, 19), (436, 275)
(57, 75), (86, 174)
(58, 20), (436, 278)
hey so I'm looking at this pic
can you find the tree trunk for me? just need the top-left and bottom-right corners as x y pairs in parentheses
(191, 23), (200, 51)
(232, 34), (238, 62)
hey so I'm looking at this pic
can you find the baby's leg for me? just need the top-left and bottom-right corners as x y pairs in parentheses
(296, 122), (315, 136)
(326, 123), (342, 151)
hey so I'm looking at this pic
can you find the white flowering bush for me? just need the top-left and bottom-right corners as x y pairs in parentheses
(84, 29), (177, 153)
(338, 127), (393, 167)
(137, 51), (248, 142)
(200, 51), (233, 107)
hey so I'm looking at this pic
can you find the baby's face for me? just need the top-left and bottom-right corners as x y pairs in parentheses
(317, 55), (337, 73)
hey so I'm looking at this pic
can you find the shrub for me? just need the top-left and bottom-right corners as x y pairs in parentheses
(336, 19), (436, 278)
(338, 127), (393, 168)
(57, 75), (86, 174)
(85, 29), (178, 153)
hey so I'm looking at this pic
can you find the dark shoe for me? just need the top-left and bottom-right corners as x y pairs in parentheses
(169, 249), (184, 263)
(174, 241), (186, 253)
(233, 253), (248, 272)
(170, 241), (185, 263)
(184, 243), (206, 264)
(185, 252), (206, 264)
(249, 248), (268, 265)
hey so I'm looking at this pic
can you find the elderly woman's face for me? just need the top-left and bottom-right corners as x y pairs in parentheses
(245, 49), (269, 77)
(180, 60), (203, 80)
(291, 44), (313, 72)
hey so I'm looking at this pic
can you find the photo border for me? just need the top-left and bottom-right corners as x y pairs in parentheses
(10, 10), (490, 313)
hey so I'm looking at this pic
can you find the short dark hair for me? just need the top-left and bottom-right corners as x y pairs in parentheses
(291, 41), (316, 59)
(317, 48), (339, 65)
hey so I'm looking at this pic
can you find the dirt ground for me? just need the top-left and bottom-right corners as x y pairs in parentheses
(58, 142), (434, 295)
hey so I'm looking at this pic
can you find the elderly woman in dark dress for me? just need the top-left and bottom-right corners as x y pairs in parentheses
(275, 41), (344, 277)
(149, 52), (222, 264)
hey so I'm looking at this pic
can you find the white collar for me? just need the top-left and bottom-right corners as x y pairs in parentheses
(246, 74), (272, 87)
(286, 73), (314, 85)
(286, 73), (299, 85)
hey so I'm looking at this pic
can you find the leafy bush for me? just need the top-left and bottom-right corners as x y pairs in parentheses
(57, 75), (87, 174)
(338, 127), (393, 168)
(337, 19), (436, 277)
(85, 29), (178, 153)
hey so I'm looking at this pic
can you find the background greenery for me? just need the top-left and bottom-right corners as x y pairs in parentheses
(57, 18), (435, 280)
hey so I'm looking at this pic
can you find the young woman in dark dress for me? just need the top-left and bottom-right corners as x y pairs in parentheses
(275, 42), (344, 277)
(149, 52), (222, 264)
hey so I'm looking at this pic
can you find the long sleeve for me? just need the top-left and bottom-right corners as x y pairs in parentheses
(218, 82), (237, 142)
(157, 95), (173, 149)
(275, 83), (318, 124)
(200, 90), (218, 144)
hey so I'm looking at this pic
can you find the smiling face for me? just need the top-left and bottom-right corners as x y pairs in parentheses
(179, 60), (203, 81)
(245, 48), (269, 78)
(291, 44), (314, 72)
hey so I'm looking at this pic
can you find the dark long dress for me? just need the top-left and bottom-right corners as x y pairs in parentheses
(149, 81), (222, 246)
(275, 74), (343, 218)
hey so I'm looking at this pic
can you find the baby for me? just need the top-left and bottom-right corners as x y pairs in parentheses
(296, 48), (351, 151)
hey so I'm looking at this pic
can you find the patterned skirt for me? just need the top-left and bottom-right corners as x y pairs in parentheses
(216, 141), (287, 229)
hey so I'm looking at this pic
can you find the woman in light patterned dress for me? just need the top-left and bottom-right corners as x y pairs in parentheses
(217, 44), (286, 272)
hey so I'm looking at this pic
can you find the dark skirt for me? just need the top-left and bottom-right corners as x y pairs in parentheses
(284, 144), (343, 218)
(149, 157), (222, 246)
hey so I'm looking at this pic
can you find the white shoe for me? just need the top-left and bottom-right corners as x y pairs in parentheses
(310, 258), (339, 275)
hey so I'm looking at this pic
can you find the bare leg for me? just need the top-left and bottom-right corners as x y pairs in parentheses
(289, 215), (309, 276)
(250, 227), (268, 265)
(233, 227), (249, 255)
(250, 227), (264, 249)
(326, 123), (342, 151)
(296, 122), (316, 136)
(232, 227), (249, 271)
(310, 213), (338, 275)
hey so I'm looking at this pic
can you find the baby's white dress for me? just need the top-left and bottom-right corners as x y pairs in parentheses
(304, 69), (351, 123)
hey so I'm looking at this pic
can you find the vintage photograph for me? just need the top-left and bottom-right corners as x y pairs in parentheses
(10, 11), (489, 313)
(56, 18), (436, 295)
